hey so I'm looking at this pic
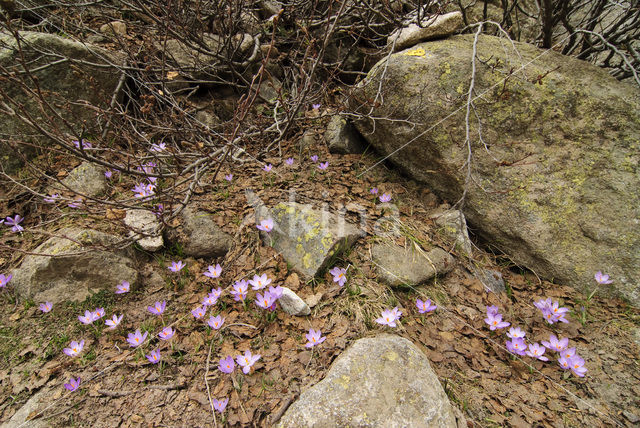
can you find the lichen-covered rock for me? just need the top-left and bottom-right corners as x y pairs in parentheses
(372, 243), (454, 287)
(432, 209), (473, 255)
(258, 202), (363, 278)
(325, 115), (366, 154)
(352, 34), (640, 305)
(166, 207), (232, 258)
(277, 334), (463, 428)
(61, 161), (107, 197)
(278, 287), (310, 316)
(0, 31), (124, 173)
(11, 228), (138, 303)
(389, 11), (463, 51)
(124, 209), (163, 252)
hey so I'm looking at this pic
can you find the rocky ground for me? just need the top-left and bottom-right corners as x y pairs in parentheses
(1, 138), (639, 427)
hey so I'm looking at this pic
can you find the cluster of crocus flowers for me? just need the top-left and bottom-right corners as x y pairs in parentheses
(484, 306), (510, 330)
(255, 286), (283, 311)
(542, 334), (587, 377)
(533, 298), (569, 324)
(256, 218), (274, 232)
(505, 326), (527, 356)
(132, 182), (156, 199)
(376, 307), (402, 327)
(0, 273), (12, 288)
(416, 298), (437, 314)
(78, 308), (105, 325)
(218, 350), (261, 374)
(329, 267), (347, 287)
(305, 329), (326, 348)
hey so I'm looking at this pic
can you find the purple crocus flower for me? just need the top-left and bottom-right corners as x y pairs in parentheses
(115, 280), (130, 294)
(256, 218), (274, 232)
(236, 350), (260, 374)
(569, 355), (587, 377)
(150, 142), (166, 152)
(148, 301), (166, 315)
(370, 187), (378, 195)
(312, 103), (321, 110)
(72, 139), (92, 149)
(213, 398), (228, 413)
(64, 377), (81, 392)
(0, 273), (13, 288)
(375, 308), (401, 327)
(525, 342), (549, 361)
(105, 314), (123, 329)
(255, 291), (276, 310)
(506, 337), (527, 356)
(63, 340), (84, 357)
(210, 287), (223, 299)
(44, 193), (60, 203)
(39, 302), (53, 313)
(249, 273), (271, 290)
(268, 285), (283, 300)
(4, 215), (24, 232)
(305, 329), (326, 348)
(218, 356), (235, 374)
(230, 280), (248, 301)
(416, 298), (437, 313)
(168, 261), (185, 272)
(310, 155), (318, 163)
(146, 349), (161, 364)
(541, 334), (569, 352)
(329, 267), (347, 287)
(263, 164), (273, 172)
(594, 271), (613, 284)
(535, 298), (569, 324)
(191, 305), (206, 319)
(224, 173), (233, 181)
(484, 312), (510, 330)
(379, 193), (392, 203)
(506, 326), (526, 339)
(558, 355), (572, 370)
(92, 308), (105, 319)
(127, 329), (148, 347)
(204, 264), (222, 279)
(285, 157), (294, 165)
(67, 198), (82, 209)
(158, 326), (175, 340)
(104, 170), (113, 179)
(318, 161), (328, 170)
(486, 305), (500, 316)
(78, 310), (97, 325)
(207, 315), (225, 330)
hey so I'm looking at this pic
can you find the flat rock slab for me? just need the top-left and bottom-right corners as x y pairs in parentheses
(124, 209), (163, 252)
(166, 207), (232, 258)
(372, 243), (454, 287)
(259, 202), (363, 278)
(61, 161), (107, 197)
(277, 334), (463, 428)
(11, 227), (138, 303)
(389, 11), (463, 51)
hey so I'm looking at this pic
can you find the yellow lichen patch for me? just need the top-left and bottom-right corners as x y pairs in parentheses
(296, 243), (304, 256)
(302, 252), (313, 269)
(382, 350), (399, 362)
(334, 375), (350, 390)
(402, 47), (429, 57)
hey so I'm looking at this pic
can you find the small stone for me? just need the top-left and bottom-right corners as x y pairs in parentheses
(372, 243), (454, 287)
(279, 287), (310, 316)
(166, 207), (232, 258)
(99, 21), (127, 36)
(124, 209), (163, 252)
(61, 161), (107, 197)
(325, 115), (366, 154)
(389, 11), (463, 51)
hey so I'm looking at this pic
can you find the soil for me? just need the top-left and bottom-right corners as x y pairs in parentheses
(1, 144), (639, 428)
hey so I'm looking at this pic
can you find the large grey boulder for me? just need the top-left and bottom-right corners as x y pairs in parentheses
(257, 202), (363, 278)
(277, 335), (463, 427)
(166, 207), (232, 258)
(0, 32), (124, 173)
(372, 243), (454, 287)
(11, 228), (138, 304)
(352, 34), (640, 305)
